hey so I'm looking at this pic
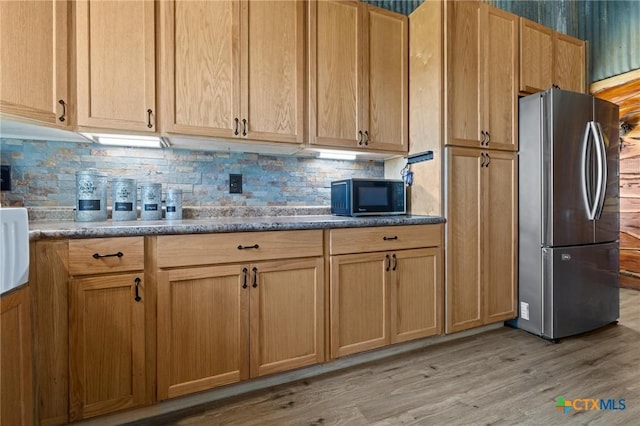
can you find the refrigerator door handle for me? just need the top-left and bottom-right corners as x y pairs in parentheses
(593, 122), (608, 220)
(580, 122), (597, 220)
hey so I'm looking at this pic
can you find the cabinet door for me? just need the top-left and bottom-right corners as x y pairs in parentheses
(364, 5), (408, 153)
(309, 0), (361, 148)
(446, 1), (482, 148)
(75, 0), (156, 132)
(1, 286), (33, 426)
(330, 252), (389, 358)
(519, 18), (553, 94)
(483, 151), (517, 323)
(482, 5), (518, 151)
(250, 258), (324, 377)
(242, 0), (305, 143)
(554, 33), (586, 93)
(157, 265), (249, 400)
(0, 0), (68, 125)
(391, 248), (442, 343)
(69, 274), (145, 420)
(160, 0), (240, 138)
(446, 148), (483, 333)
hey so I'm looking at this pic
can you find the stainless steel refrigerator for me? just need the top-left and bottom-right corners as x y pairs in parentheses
(513, 88), (620, 340)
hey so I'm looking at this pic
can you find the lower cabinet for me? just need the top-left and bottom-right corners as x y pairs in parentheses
(69, 273), (146, 420)
(1, 285), (33, 426)
(446, 147), (517, 333)
(155, 231), (325, 400)
(329, 225), (443, 358)
(67, 237), (148, 421)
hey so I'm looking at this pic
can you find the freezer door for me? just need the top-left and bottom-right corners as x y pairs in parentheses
(543, 90), (594, 247)
(593, 97), (620, 244)
(542, 242), (619, 339)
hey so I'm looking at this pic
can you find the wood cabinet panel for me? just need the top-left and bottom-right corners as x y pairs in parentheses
(483, 151), (517, 323)
(519, 18), (553, 94)
(446, 148), (517, 333)
(243, 0), (305, 143)
(75, 0), (156, 132)
(329, 225), (441, 255)
(161, 0), (239, 137)
(483, 5), (518, 151)
(365, 6), (408, 152)
(446, 1), (481, 147)
(1, 285), (33, 426)
(446, 148), (483, 333)
(157, 230), (323, 268)
(68, 237), (144, 275)
(330, 252), (389, 358)
(69, 273), (145, 420)
(309, 0), (360, 147)
(554, 33), (586, 93)
(250, 258), (324, 377)
(33, 240), (69, 425)
(391, 248), (442, 343)
(0, 0), (68, 125)
(157, 265), (249, 400)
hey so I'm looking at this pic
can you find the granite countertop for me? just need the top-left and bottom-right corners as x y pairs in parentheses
(29, 214), (445, 240)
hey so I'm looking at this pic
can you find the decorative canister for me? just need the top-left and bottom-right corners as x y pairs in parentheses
(165, 189), (183, 220)
(140, 183), (162, 220)
(75, 170), (108, 222)
(112, 178), (137, 221)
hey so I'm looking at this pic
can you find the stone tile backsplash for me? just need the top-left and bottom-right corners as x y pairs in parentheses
(0, 138), (383, 208)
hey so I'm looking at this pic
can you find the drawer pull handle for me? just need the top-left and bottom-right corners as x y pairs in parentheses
(392, 253), (398, 271)
(134, 277), (142, 302)
(237, 244), (259, 250)
(385, 254), (390, 271)
(252, 267), (258, 288)
(383, 236), (398, 241)
(242, 267), (248, 289)
(93, 251), (123, 259)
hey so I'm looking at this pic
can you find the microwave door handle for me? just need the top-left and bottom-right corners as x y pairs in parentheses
(580, 122), (596, 220)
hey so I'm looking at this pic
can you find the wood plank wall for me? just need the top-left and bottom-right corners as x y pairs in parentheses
(620, 135), (640, 290)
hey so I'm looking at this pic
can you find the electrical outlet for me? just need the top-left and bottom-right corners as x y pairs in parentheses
(229, 174), (242, 194)
(0, 165), (10, 191)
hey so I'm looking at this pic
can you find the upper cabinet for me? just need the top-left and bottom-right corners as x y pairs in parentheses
(446, 1), (518, 151)
(309, 1), (408, 154)
(159, 0), (305, 144)
(74, 0), (156, 133)
(520, 17), (586, 94)
(554, 32), (586, 93)
(0, 0), (69, 126)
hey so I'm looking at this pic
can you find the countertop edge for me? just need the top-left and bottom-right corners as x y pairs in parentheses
(29, 215), (446, 240)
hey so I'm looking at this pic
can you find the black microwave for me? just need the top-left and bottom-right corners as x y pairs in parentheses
(331, 178), (406, 216)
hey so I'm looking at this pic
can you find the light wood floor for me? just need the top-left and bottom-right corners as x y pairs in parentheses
(138, 289), (640, 425)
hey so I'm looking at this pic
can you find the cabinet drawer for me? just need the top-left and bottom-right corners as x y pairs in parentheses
(329, 224), (442, 255)
(69, 237), (144, 275)
(157, 230), (323, 268)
